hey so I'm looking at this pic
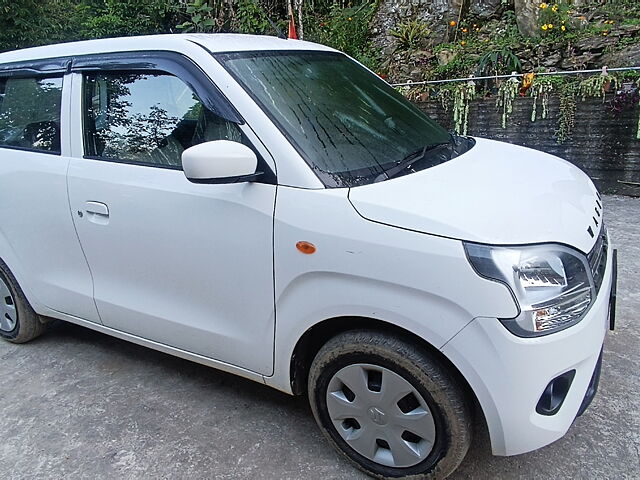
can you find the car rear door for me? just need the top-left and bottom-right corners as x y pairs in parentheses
(66, 53), (277, 375)
(0, 65), (99, 323)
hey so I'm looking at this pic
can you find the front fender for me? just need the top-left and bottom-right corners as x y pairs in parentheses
(266, 186), (518, 393)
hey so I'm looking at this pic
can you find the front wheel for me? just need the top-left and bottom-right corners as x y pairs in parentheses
(308, 330), (472, 479)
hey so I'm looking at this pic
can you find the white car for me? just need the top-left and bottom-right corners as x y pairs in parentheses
(0, 34), (616, 479)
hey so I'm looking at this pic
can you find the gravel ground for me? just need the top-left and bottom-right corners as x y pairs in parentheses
(0, 195), (638, 480)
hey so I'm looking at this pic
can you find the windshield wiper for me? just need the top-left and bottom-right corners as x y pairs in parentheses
(374, 141), (451, 183)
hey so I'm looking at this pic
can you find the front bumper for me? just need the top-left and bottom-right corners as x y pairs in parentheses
(441, 239), (615, 456)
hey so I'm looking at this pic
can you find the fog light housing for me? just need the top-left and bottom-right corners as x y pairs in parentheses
(536, 370), (576, 416)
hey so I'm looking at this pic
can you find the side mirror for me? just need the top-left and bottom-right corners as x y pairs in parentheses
(182, 140), (261, 184)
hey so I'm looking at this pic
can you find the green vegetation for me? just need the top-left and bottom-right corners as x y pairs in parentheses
(390, 20), (430, 51)
(496, 79), (520, 129)
(0, 1), (380, 69)
(304, 2), (379, 67)
(0, 1), (638, 142)
(477, 48), (522, 77)
(386, 1), (640, 143)
(530, 77), (554, 122)
(555, 82), (577, 143)
(578, 74), (616, 102)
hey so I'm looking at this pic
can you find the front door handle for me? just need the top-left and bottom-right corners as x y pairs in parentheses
(84, 201), (109, 225)
(85, 201), (109, 216)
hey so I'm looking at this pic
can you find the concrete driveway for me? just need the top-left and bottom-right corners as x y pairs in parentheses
(1, 195), (638, 479)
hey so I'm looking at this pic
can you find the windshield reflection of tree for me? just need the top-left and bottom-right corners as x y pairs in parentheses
(96, 74), (182, 159)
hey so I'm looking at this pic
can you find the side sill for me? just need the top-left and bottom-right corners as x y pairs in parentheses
(39, 307), (270, 388)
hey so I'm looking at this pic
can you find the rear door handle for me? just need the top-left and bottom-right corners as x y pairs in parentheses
(84, 201), (109, 224)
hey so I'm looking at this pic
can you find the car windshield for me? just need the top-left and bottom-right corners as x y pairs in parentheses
(216, 50), (469, 187)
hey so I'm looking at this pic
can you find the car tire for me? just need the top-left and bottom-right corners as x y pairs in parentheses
(308, 330), (472, 480)
(0, 259), (45, 343)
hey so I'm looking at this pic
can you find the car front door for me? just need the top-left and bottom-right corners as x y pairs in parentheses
(66, 56), (277, 374)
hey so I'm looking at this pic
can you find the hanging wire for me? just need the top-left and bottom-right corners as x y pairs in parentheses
(391, 66), (640, 87)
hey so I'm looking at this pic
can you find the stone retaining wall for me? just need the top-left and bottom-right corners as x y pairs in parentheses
(415, 95), (640, 196)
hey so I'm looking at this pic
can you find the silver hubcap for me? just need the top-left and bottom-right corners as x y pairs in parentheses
(0, 276), (17, 332)
(326, 363), (436, 468)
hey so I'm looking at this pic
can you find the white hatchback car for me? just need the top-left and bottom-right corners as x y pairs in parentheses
(0, 34), (616, 479)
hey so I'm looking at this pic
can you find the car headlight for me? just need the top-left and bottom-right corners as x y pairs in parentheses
(464, 242), (594, 337)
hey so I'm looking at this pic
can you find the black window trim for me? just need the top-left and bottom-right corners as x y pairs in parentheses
(82, 155), (183, 171)
(0, 50), (277, 182)
(0, 51), (244, 123)
(0, 58), (71, 78)
(0, 74), (64, 156)
(71, 51), (243, 125)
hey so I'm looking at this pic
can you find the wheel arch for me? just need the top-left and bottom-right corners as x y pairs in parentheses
(289, 316), (484, 420)
(0, 243), (42, 313)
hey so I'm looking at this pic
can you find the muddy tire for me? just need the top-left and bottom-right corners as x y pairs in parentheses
(0, 259), (45, 343)
(308, 330), (472, 479)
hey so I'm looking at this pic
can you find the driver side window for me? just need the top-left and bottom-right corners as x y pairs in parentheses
(83, 72), (243, 168)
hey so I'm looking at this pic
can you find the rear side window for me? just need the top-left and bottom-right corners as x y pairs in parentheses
(0, 76), (63, 154)
(83, 72), (244, 168)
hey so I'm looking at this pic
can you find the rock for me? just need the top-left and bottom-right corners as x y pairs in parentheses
(567, 15), (589, 31)
(437, 48), (457, 66)
(560, 52), (601, 70)
(575, 35), (618, 52)
(601, 43), (640, 68)
(516, 46), (533, 60)
(409, 68), (423, 80)
(541, 52), (562, 67)
(372, 0), (465, 50)
(470, 0), (504, 19)
(514, 0), (541, 37)
(617, 24), (640, 35)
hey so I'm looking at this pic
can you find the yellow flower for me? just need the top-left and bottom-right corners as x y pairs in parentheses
(541, 24), (548, 31)
(348, 17), (352, 21)
(552, 5), (559, 12)
(540, 3), (548, 9)
(561, 25), (566, 31)
(460, 40), (466, 46)
(602, 31), (609, 36)
(548, 24), (553, 29)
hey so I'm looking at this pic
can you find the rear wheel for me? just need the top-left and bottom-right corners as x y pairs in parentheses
(0, 260), (45, 343)
(308, 330), (472, 479)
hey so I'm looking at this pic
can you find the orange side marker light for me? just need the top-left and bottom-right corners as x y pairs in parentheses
(296, 241), (316, 254)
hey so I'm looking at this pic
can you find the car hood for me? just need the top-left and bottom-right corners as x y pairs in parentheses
(348, 137), (601, 254)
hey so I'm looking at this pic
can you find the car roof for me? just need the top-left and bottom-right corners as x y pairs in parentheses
(0, 33), (335, 65)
